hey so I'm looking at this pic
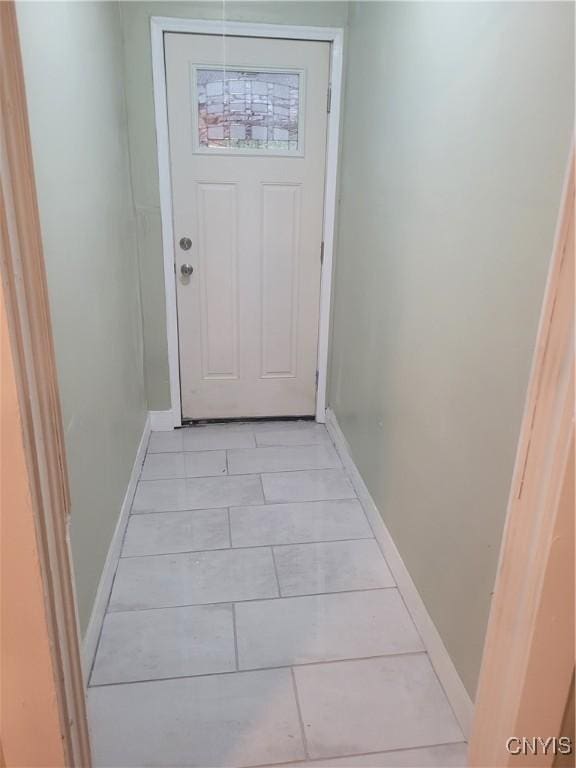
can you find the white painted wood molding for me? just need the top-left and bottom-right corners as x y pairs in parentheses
(325, 407), (475, 738)
(82, 413), (151, 679)
(149, 409), (177, 431)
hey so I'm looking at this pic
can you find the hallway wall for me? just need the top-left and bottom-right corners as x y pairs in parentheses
(329, 1), (574, 696)
(16, 1), (147, 632)
(118, 1), (349, 410)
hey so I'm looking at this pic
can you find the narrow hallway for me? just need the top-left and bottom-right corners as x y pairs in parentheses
(3, 3), (573, 764)
(87, 421), (465, 767)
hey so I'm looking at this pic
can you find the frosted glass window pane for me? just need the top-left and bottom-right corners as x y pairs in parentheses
(252, 81), (268, 96)
(252, 126), (268, 141)
(229, 80), (245, 94)
(207, 126), (224, 140)
(206, 81), (223, 97)
(230, 124), (246, 140)
(273, 84), (290, 99)
(196, 68), (300, 151)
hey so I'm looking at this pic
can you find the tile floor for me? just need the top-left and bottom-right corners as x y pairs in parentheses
(87, 420), (467, 768)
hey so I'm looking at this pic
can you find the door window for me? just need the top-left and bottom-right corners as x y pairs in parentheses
(194, 67), (303, 155)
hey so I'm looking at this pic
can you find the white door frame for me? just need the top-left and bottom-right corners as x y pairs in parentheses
(151, 17), (344, 426)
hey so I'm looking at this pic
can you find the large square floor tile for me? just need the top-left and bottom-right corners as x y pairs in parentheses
(294, 655), (463, 758)
(141, 451), (186, 480)
(281, 743), (468, 767)
(184, 475), (264, 509)
(255, 423), (331, 447)
(274, 540), (395, 596)
(132, 475), (263, 513)
(230, 499), (373, 547)
(147, 430), (185, 453)
(91, 604), (236, 685)
(109, 548), (278, 610)
(141, 450), (227, 480)
(183, 425), (256, 451)
(228, 444), (341, 475)
(132, 478), (188, 513)
(122, 509), (230, 556)
(88, 668), (305, 767)
(262, 469), (355, 503)
(236, 589), (423, 670)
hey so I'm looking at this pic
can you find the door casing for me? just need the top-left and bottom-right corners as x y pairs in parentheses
(469, 148), (575, 767)
(1, 2), (91, 763)
(151, 17), (344, 427)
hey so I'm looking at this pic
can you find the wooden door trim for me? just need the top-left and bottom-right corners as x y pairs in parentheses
(0, 3), (91, 764)
(150, 17), (344, 427)
(469, 149), (575, 766)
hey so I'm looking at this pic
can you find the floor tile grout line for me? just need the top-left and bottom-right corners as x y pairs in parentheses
(269, 545), (283, 598)
(244, 740), (468, 768)
(135, 465), (347, 484)
(131, 495), (358, 515)
(106, 585), (399, 614)
(141, 472), (231, 482)
(258, 473), (267, 504)
(119, 535), (378, 560)
(231, 602), (240, 671)
(227, 463), (343, 478)
(87, 649), (430, 689)
(290, 666), (310, 760)
(129, 495), (362, 517)
(147, 438), (331, 456)
(225, 507), (233, 548)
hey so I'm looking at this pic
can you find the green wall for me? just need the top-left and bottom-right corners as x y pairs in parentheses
(16, 0), (574, 689)
(118, 1), (349, 409)
(329, 1), (574, 695)
(17, 1), (147, 632)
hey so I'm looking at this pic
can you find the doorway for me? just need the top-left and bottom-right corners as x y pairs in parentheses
(152, 20), (344, 426)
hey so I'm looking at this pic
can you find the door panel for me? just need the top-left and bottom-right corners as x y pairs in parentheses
(197, 183), (239, 380)
(165, 33), (330, 419)
(261, 183), (301, 379)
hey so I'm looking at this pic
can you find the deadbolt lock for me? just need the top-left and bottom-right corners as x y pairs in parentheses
(179, 236), (192, 251)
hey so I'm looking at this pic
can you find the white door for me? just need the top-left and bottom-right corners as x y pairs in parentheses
(165, 33), (330, 420)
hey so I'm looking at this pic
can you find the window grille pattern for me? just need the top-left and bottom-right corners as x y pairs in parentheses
(196, 69), (300, 152)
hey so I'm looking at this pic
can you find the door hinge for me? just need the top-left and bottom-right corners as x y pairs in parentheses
(327, 84), (332, 114)
(320, 241), (325, 266)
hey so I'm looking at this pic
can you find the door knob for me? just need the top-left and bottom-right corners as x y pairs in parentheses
(180, 263), (194, 277)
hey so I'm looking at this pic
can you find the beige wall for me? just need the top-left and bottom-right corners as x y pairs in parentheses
(16, 1), (147, 631)
(118, 1), (349, 409)
(329, 1), (574, 696)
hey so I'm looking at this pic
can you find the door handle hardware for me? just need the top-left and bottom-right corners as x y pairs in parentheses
(179, 237), (192, 251)
(180, 263), (194, 277)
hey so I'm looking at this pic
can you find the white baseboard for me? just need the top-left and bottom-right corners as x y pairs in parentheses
(325, 408), (474, 738)
(149, 409), (177, 431)
(82, 413), (151, 680)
